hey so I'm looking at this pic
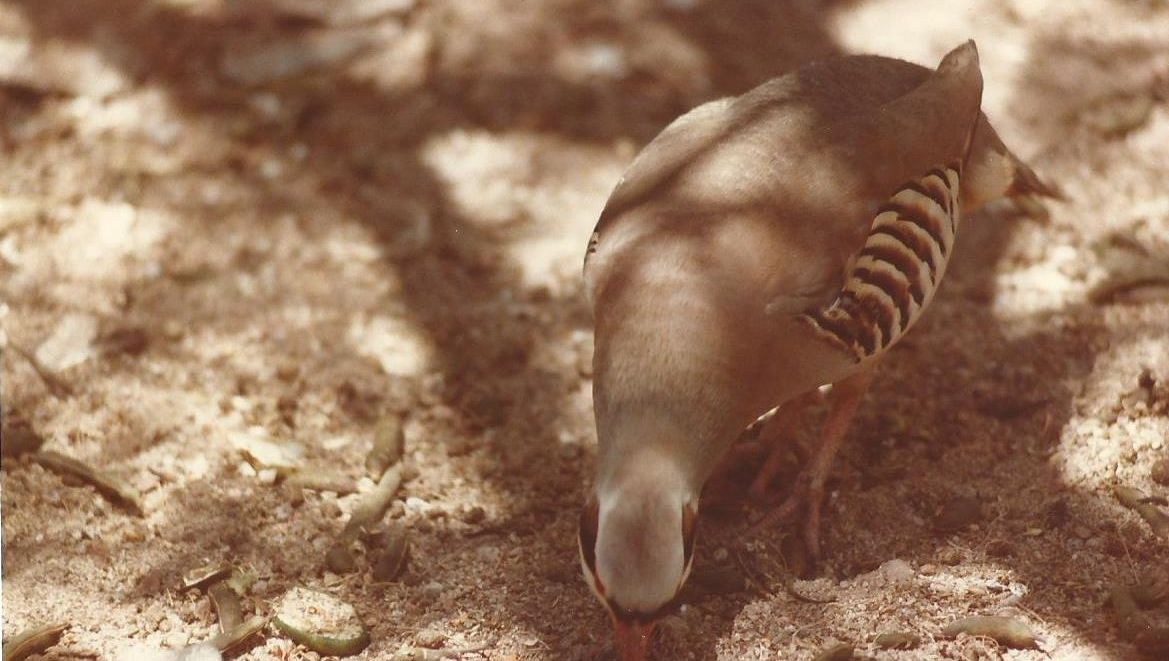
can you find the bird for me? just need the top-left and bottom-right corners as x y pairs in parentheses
(576, 40), (1055, 660)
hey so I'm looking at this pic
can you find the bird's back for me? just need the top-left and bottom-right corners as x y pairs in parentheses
(586, 52), (979, 317)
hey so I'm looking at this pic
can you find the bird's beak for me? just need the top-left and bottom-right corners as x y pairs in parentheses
(613, 617), (656, 661)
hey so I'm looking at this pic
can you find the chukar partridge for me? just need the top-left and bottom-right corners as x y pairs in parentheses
(576, 41), (1055, 660)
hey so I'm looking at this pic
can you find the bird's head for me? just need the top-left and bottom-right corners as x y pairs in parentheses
(577, 480), (698, 660)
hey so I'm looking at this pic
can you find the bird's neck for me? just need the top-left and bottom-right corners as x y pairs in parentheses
(592, 312), (762, 489)
(593, 432), (692, 500)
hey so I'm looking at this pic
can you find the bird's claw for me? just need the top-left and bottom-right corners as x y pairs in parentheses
(751, 472), (826, 563)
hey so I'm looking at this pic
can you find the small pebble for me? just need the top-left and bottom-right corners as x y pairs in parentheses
(325, 545), (357, 574)
(1152, 458), (1169, 486)
(936, 547), (964, 566)
(476, 546), (501, 563)
(0, 421), (46, 457)
(420, 582), (444, 601)
(986, 539), (1015, 558)
(320, 500), (342, 519)
(282, 484), (306, 507)
(414, 629), (445, 649)
(460, 505), (486, 524)
(276, 395), (298, 424)
(400, 462), (421, 482)
(878, 559), (914, 584)
(276, 363), (299, 381)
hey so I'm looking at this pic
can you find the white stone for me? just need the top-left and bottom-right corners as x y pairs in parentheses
(346, 314), (433, 377)
(476, 545), (501, 563)
(0, 36), (128, 98)
(221, 29), (381, 85)
(231, 428), (304, 469)
(879, 558), (916, 584)
(35, 313), (98, 372)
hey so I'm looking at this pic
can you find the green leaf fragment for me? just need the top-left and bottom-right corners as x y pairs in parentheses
(941, 615), (1038, 649)
(273, 587), (370, 657)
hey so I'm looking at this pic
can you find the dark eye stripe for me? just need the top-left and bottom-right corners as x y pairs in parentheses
(578, 500), (600, 575)
(681, 503), (697, 567)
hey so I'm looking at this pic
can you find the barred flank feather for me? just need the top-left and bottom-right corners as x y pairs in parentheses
(802, 164), (961, 362)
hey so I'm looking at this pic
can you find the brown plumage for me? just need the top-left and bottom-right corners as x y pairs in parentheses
(576, 41), (1053, 661)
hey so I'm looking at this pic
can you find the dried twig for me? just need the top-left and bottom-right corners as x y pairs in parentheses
(31, 451), (143, 515)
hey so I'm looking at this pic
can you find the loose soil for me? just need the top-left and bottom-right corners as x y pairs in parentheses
(3, 1), (1169, 659)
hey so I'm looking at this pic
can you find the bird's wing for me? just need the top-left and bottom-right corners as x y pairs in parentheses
(586, 43), (984, 324)
(583, 96), (735, 307)
(797, 163), (962, 363)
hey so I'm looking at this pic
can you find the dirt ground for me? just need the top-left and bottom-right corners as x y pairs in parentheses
(3, 0), (1169, 659)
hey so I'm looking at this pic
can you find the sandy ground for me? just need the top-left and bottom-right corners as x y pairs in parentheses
(3, 0), (1169, 659)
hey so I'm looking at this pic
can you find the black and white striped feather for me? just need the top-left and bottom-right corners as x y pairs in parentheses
(801, 163), (962, 362)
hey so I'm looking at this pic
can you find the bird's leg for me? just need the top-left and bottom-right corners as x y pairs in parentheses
(704, 396), (813, 506)
(748, 390), (822, 499)
(752, 363), (878, 559)
(703, 411), (776, 505)
(706, 382), (840, 507)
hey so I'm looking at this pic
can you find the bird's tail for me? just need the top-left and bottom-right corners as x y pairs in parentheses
(965, 116), (1062, 208)
(1006, 152), (1063, 200)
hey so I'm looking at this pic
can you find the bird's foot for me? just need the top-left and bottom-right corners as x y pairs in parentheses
(747, 443), (802, 501)
(746, 390), (822, 500)
(751, 469), (827, 562)
(750, 366), (879, 563)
